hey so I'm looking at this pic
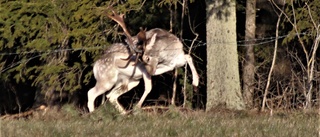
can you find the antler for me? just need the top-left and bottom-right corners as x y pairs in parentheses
(106, 7), (142, 54)
(137, 27), (147, 51)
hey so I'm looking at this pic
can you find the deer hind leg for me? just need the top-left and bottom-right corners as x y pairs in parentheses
(87, 82), (114, 112)
(107, 80), (140, 114)
(184, 54), (199, 87)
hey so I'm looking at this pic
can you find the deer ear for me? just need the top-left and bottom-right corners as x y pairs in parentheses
(146, 33), (157, 49)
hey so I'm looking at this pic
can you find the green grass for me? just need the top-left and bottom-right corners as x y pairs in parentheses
(1, 104), (319, 137)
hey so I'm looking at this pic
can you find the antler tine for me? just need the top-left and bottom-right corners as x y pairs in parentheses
(107, 7), (142, 53)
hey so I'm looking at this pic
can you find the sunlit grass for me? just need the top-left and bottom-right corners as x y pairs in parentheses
(1, 104), (319, 137)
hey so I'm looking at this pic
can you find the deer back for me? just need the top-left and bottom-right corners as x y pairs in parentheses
(94, 44), (142, 81)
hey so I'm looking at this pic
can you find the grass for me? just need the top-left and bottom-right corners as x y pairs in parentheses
(1, 104), (319, 137)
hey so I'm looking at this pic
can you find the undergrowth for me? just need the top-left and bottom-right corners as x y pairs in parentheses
(1, 104), (319, 137)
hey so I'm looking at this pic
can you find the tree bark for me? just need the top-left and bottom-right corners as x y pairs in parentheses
(242, 0), (256, 108)
(206, 0), (245, 110)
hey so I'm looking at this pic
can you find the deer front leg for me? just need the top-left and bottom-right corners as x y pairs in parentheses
(135, 71), (152, 108)
(107, 80), (140, 115)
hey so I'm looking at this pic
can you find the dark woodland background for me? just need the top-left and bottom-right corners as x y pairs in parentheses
(0, 0), (319, 115)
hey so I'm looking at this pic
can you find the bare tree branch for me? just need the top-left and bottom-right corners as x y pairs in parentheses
(262, 11), (283, 111)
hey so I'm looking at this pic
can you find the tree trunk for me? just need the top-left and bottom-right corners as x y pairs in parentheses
(242, 0), (256, 108)
(206, 0), (245, 110)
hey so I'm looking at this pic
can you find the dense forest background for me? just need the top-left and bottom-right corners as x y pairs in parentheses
(0, 0), (319, 115)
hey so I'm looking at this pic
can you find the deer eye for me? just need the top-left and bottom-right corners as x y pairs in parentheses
(144, 56), (150, 62)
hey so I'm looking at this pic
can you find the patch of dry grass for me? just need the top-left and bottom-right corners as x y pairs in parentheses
(1, 104), (319, 137)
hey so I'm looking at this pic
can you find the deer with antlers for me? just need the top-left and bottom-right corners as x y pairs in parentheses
(87, 8), (199, 114)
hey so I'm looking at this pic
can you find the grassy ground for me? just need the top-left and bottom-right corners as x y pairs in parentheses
(1, 104), (319, 137)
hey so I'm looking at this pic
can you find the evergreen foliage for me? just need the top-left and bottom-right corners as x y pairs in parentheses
(1, 0), (109, 93)
(0, 0), (168, 111)
(282, 0), (320, 45)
